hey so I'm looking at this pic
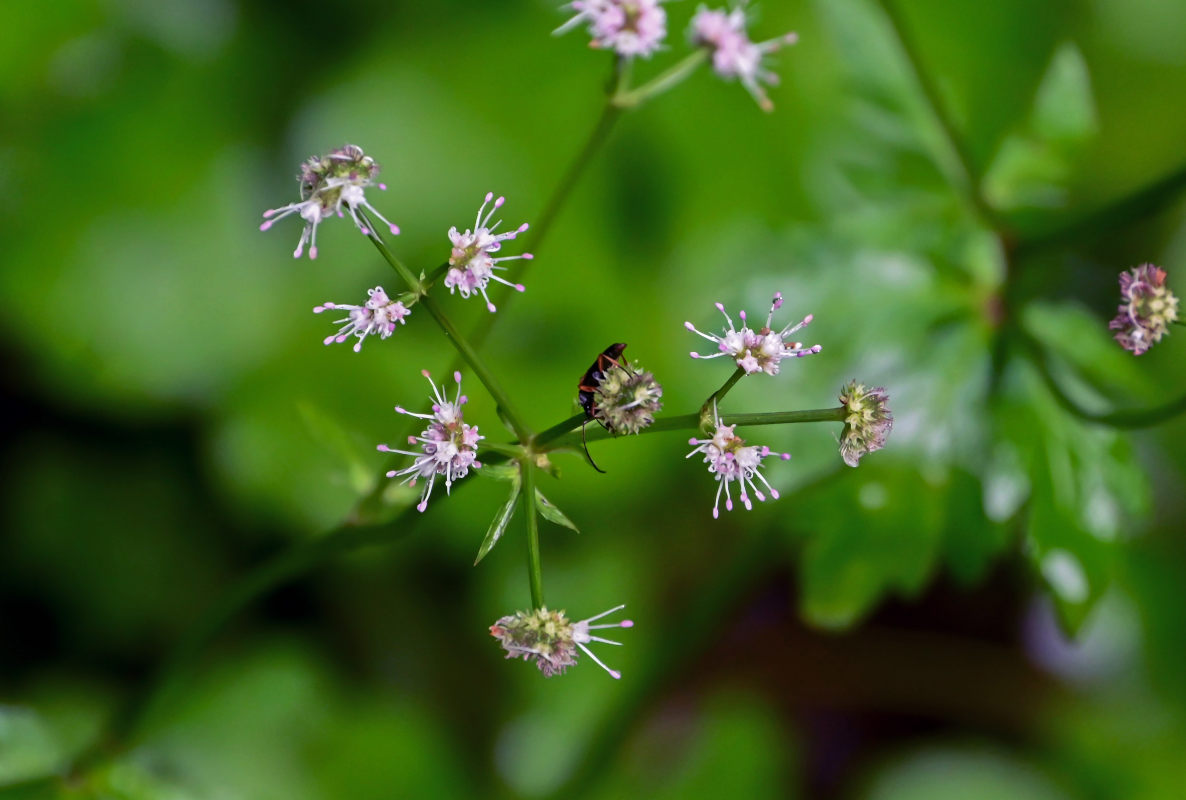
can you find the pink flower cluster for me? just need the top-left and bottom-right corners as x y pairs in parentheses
(313, 286), (410, 352)
(556, 0), (668, 59)
(685, 292), (820, 376)
(1109, 263), (1179, 355)
(260, 144), (399, 259)
(690, 3), (798, 111)
(445, 192), (532, 313)
(687, 416), (790, 518)
(378, 371), (484, 512)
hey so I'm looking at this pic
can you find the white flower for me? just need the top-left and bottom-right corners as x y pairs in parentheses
(378, 371), (483, 512)
(690, 3), (798, 111)
(687, 413), (790, 518)
(260, 144), (400, 259)
(445, 192), (532, 313)
(556, 0), (668, 59)
(685, 292), (820, 375)
(313, 286), (410, 352)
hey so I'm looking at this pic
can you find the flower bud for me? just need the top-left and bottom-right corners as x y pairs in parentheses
(839, 381), (892, 467)
(592, 362), (663, 435)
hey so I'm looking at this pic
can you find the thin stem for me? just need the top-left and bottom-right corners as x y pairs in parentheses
(613, 49), (708, 109)
(534, 412), (587, 447)
(364, 226), (424, 295)
(699, 367), (747, 430)
(1022, 332), (1186, 428)
(419, 294), (534, 442)
(877, 0), (998, 229)
(538, 407), (847, 453)
(521, 458), (545, 609)
(366, 230), (533, 441)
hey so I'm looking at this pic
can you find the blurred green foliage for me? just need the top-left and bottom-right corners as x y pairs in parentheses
(3, 0), (1186, 797)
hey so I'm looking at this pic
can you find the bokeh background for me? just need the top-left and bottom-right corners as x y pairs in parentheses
(4, 0), (1186, 797)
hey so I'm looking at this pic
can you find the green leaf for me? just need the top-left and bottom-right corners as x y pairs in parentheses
(798, 460), (946, 630)
(0, 706), (64, 785)
(984, 43), (1097, 212)
(474, 479), (521, 565)
(992, 358), (1146, 633)
(474, 462), (520, 482)
(534, 489), (579, 533)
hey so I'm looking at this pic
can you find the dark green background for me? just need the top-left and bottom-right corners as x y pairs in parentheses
(3, 0), (1186, 797)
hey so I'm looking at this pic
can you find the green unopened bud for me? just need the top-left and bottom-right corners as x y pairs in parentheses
(593, 363), (663, 435)
(839, 381), (892, 467)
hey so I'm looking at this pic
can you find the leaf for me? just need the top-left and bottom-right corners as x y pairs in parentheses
(474, 479), (521, 566)
(474, 462), (519, 482)
(0, 706), (63, 785)
(984, 42), (1097, 212)
(297, 401), (374, 495)
(992, 358), (1146, 633)
(534, 489), (579, 533)
(798, 460), (946, 630)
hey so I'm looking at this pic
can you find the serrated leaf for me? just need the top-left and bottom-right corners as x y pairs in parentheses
(474, 480), (521, 566)
(798, 461), (946, 630)
(534, 489), (579, 533)
(992, 358), (1141, 633)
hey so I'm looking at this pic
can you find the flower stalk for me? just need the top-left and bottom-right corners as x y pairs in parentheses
(364, 230), (534, 443)
(612, 49), (708, 108)
(521, 457), (545, 609)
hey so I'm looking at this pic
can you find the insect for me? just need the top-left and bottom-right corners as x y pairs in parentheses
(577, 342), (629, 473)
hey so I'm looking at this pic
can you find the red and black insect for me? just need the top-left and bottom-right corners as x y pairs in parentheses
(577, 342), (629, 473)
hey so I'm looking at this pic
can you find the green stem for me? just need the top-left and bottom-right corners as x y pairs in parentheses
(363, 225), (533, 441)
(364, 226), (424, 295)
(521, 458), (545, 609)
(419, 294), (534, 442)
(538, 407), (847, 453)
(612, 49), (708, 109)
(534, 412), (587, 447)
(1023, 332), (1186, 428)
(699, 367), (747, 431)
(877, 0), (998, 229)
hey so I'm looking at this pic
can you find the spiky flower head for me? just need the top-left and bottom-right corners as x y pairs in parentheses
(555, 1), (668, 59)
(593, 362), (663, 434)
(260, 144), (400, 259)
(686, 292), (820, 376)
(687, 409), (790, 518)
(1109, 264), (1178, 355)
(378, 371), (483, 512)
(690, 2), (798, 111)
(445, 192), (532, 313)
(839, 381), (892, 467)
(490, 605), (634, 679)
(313, 286), (411, 352)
